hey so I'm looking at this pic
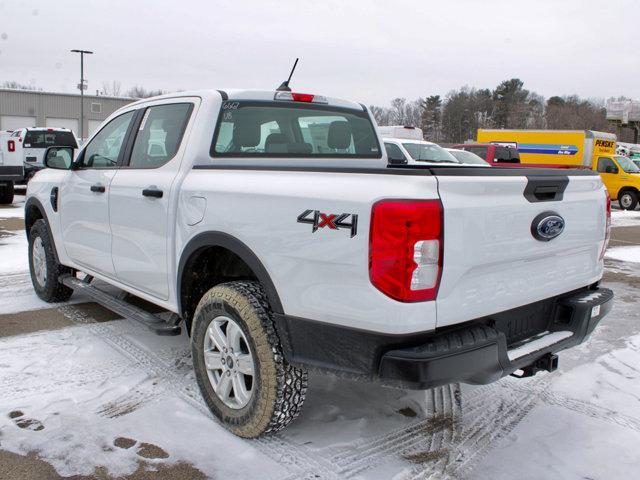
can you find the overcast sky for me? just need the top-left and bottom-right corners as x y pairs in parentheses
(0, 0), (637, 105)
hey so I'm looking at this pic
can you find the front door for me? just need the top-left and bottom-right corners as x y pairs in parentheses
(60, 111), (135, 277)
(109, 101), (195, 299)
(595, 156), (621, 199)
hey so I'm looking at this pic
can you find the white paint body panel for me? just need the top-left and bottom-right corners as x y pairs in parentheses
(25, 89), (608, 337)
(435, 175), (606, 327)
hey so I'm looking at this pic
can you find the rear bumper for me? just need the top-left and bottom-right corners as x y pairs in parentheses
(378, 287), (613, 388)
(0, 165), (24, 182)
(274, 286), (613, 389)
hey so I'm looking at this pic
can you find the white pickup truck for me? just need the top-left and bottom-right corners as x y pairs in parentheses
(25, 89), (613, 438)
(0, 130), (24, 203)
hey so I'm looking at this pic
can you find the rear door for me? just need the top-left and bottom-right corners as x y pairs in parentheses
(109, 100), (196, 299)
(434, 169), (607, 328)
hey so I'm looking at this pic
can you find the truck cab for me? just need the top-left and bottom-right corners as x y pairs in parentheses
(594, 154), (640, 209)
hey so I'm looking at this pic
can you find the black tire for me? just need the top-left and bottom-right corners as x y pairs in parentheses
(619, 190), (638, 211)
(191, 281), (307, 438)
(0, 182), (14, 205)
(28, 219), (74, 303)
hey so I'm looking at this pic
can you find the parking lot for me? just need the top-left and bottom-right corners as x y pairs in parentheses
(0, 189), (638, 479)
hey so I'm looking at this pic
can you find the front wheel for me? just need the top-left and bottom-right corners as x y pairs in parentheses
(619, 191), (638, 211)
(191, 281), (307, 438)
(28, 219), (74, 302)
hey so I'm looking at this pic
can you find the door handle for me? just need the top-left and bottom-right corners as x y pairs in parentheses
(90, 184), (105, 193)
(142, 188), (163, 198)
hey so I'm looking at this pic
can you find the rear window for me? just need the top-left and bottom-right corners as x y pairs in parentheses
(211, 101), (380, 158)
(24, 131), (78, 149)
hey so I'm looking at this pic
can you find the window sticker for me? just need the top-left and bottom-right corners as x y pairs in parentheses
(139, 109), (151, 131)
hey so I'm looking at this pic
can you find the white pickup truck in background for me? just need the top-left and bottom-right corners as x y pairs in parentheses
(24, 89), (614, 437)
(0, 130), (24, 204)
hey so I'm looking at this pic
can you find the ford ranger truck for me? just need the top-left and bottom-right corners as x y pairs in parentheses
(25, 89), (613, 438)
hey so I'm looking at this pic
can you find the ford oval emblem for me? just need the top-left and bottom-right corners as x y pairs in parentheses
(531, 212), (565, 241)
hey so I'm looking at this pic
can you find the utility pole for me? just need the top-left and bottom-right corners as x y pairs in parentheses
(70, 49), (93, 141)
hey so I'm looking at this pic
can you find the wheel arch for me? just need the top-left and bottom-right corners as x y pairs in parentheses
(24, 197), (61, 263)
(177, 231), (284, 325)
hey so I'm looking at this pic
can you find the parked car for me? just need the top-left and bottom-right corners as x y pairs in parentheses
(383, 138), (461, 165)
(445, 148), (490, 166)
(8, 127), (78, 182)
(453, 142), (521, 165)
(0, 130), (23, 203)
(26, 88), (613, 438)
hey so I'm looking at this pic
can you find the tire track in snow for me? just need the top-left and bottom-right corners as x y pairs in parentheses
(59, 306), (341, 480)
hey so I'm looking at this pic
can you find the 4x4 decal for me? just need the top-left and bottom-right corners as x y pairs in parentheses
(297, 210), (358, 238)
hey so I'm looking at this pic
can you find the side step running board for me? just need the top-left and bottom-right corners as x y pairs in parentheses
(60, 275), (181, 336)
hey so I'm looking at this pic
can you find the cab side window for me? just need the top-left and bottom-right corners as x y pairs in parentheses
(597, 157), (618, 174)
(82, 111), (134, 168)
(128, 103), (192, 169)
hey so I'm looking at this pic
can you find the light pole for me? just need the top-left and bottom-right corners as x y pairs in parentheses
(70, 49), (93, 141)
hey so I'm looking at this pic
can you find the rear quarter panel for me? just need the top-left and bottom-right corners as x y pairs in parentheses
(177, 169), (441, 334)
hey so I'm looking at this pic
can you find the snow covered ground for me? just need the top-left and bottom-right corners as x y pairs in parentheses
(1, 199), (640, 479)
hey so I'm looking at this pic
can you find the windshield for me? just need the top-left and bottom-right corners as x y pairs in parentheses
(615, 155), (640, 173)
(401, 143), (459, 163)
(447, 149), (489, 165)
(212, 102), (380, 158)
(23, 130), (78, 149)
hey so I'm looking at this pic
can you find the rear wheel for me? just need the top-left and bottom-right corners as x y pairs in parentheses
(191, 281), (307, 438)
(28, 219), (74, 302)
(619, 191), (638, 210)
(0, 182), (14, 205)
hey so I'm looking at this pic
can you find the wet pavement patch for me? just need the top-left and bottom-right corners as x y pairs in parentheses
(114, 437), (137, 449)
(0, 302), (123, 338)
(0, 217), (24, 232)
(136, 442), (170, 460)
(398, 407), (418, 417)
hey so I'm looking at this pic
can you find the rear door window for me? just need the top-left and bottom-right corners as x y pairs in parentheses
(465, 146), (488, 159)
(211, 102), (380, 158)
(128, 103), (193, 169)
(494, 147), (511, 161)
(384, 142), (406, 161)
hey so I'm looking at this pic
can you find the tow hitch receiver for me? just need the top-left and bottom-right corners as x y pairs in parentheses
(511, 353), (559, 378)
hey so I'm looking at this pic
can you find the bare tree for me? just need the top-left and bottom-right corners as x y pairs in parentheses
(1, 81), (39, 90)
(101, 80), (122, 97)
(126, 85), (165, 99)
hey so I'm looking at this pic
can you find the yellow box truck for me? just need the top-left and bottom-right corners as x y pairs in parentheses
(477, 129), (640, 210)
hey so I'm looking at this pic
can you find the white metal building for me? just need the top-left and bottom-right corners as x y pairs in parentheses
(0, 88), (134, 139)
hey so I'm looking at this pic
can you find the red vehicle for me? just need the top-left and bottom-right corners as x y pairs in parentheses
(453, 143), (589, 169)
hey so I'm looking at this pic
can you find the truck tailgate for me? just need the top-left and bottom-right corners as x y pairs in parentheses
(434, 169), (607, 328)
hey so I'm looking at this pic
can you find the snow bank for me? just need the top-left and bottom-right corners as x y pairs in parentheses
(606, 245), (640, 263)
(611, 209), (640, 228)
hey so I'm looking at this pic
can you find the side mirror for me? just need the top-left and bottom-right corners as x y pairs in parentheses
(44, 146), (74, 170)
(605, 166), (618, 174)
(388, 155), (408, 165)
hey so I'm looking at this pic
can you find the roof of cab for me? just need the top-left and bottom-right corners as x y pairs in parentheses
(128, 89), (365, 111)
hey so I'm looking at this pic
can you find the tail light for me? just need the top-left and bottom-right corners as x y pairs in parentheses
(7, 140), (15, 152)
(599, 189), (611, 261)
(369, 199), (443, 302)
